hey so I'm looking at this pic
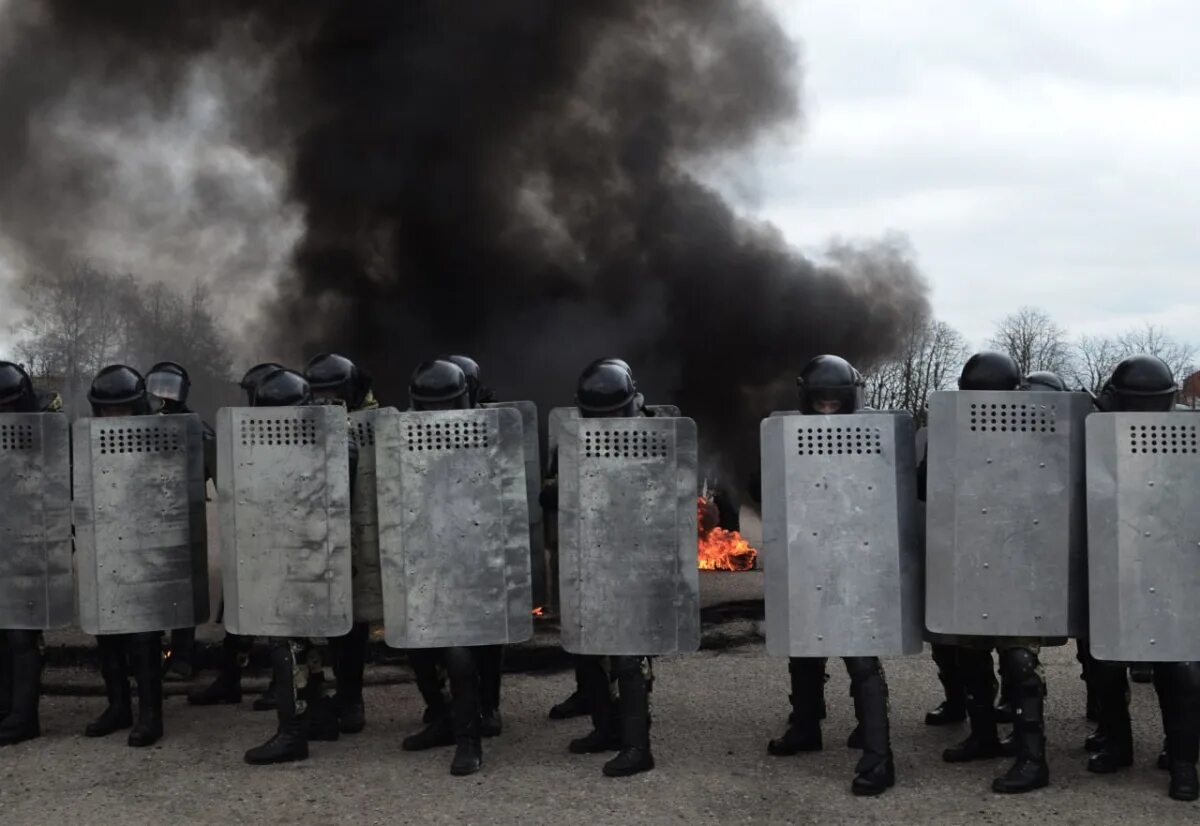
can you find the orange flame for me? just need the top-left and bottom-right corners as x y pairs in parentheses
(697, 497), (757, 571)
(532, 606), (545, 617)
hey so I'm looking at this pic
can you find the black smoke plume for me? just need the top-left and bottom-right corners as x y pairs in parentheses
(0, 0), (929, 486)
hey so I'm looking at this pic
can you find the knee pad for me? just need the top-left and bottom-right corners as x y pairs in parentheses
(844, 657), (881, 683)
(1000, 648), (1040, 687)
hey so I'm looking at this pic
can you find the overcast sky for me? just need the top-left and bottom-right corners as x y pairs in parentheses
(758, 0), (1199, 348)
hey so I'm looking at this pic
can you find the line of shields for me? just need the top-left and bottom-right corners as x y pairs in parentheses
(1, 392), (1196, 663)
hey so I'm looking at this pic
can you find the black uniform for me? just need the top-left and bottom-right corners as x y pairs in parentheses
(82, 365), (167, 748)
(1085, 355), (1200, 802)
(764, 355), (895, 795)
(0, 362), (61, 747)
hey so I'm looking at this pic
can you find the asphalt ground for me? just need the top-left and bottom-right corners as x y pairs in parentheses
(1, 641), (1195, 826)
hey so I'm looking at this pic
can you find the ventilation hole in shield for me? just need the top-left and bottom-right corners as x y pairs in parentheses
(404, 420), (491, 451)
(1126, 422), (1199, 455)
(240, 417), (320, 448)
(352, 420), (375, 448)
(968, 402), (1057, 434)
(582, 428), (669, 459)
(0, 423), (35, 451)
(796, 426), (882, 456)
(97, 423), (183, 454)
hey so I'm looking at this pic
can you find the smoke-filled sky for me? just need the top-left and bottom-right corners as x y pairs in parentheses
(757, 0), (1200, 347)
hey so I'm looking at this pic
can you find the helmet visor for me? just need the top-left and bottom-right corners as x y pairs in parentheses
(146, 372), (186, 402)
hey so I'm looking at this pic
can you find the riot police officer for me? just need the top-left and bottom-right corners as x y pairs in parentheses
(189, 362), (283, 710)
(560, 359), (658, 777)
(244, 368), (346, 764)
(1086, 354), (1200, 801)
(398, 359), (494, 776)
(545, 357), (638, 723)
(304, 353), (378, 735)
(145, 361), (216, 683)
(765, 355), (895, 795)
(83, 365), (167, 747)
(0, 362), (62, 746)
(940, 351), (1050, 793)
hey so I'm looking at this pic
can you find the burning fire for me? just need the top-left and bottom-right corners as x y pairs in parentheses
(697, 496), (757, 571)
(532, 606), (545, 617)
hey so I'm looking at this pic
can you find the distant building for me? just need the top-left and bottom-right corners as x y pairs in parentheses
(1182, 371), (1200, 409)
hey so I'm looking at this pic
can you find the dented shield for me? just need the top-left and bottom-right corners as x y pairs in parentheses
(217, 406), (352, 638)
(925, 390), (1091, 638)
(0, 413), (73, 629)
(73, 414), (209, 635)
(1087, 413), (1200, 661)
(761, 412), (922, 657)
(557, 415), (700, 656)
(375, 406), (532, 648)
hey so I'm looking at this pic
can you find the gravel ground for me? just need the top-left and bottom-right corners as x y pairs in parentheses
(1, 642), (1195, 825)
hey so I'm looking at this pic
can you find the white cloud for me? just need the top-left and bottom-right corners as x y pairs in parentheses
(754, 0), (1200, 348)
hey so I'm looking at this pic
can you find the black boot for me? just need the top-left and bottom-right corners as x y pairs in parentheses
(331, 622), (368, 735)
(926, 644), (967, 726)
(188, 634), (245, 706)
(245, 640), (309, 765)
(944, 649), (1002, 763)
(0, 631), (42, 746)
(848, 658), (895, 796)
(769, 657), (824, 756)
(1084, 726), (1108, 752)
(129, 633), (164, 747)
(1163, 662), (1200, 801)
(603, 657), (654, 777)
(85, 635), (133, 737)
(480, 708), (502, 738)
(410, 647), (451, 723)
(478, 645), (503, 738)
(1088, 663), (1133, 774)
(403, 715), (455, 751)
(306, 674), (340, 743)
(446, 647), (482, 776)
(992, 649), (1049, 794)
(1170, 760), (1200, 801)
(551, 657), (591, 720)
(569, 660), (620, 754)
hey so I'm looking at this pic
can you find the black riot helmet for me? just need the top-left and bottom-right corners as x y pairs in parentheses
(1100, 354), (1178, 413)
(0, 361), (36, 412)
(304, 353), (371, 408)
(592, 357), (633, 377)
(409, 359), (471, 410)
(796, 354), (862, 415)
(959, 351), (1021, 391)
(252, 368), (313, 408)
(1022, 371), (1067, 392)
(447, 355), (486, 406)
(88, 364), (150, 416)
(577, 360), (642, 418)
(239, 362), (284, 404)
(146, 361), (191, 410)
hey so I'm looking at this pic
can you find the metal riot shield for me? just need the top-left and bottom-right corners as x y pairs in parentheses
(761, 412), (922, 657)
(1087, 414), (1200, 661)
(73, 414), (208, 635)
(0, 414), (73, 629)
(486, 400), (545, 608)
(375, 407), (532, 648)
(217, 405), (352, 638)
(925, 390), (1091, 638)
(546, 404), (681, 473)
(349, 408), (388, 623)
(558, 416), (700, 656)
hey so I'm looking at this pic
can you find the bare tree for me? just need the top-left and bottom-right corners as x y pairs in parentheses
(1069, 325), (1196, 396)
(1071, 334), (1124, 395)
(12, 262), (233, 417)
(863, 316), (969, 425)
(988, 306), (1073, 378)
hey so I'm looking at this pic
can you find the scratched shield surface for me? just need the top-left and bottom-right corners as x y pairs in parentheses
(349, 408), (387, 623)
(925, 390), (1091, 638)
(486, 400), (546, 608)
(558, 416), (700, 656)
(73, 414), (208, 635)
(0, 413), (73, 629)
(375, 407), (531, 648)
(1087, 413), (1200, 661)
(217, 406), (352, 638)
(761, 412), (922, 657)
